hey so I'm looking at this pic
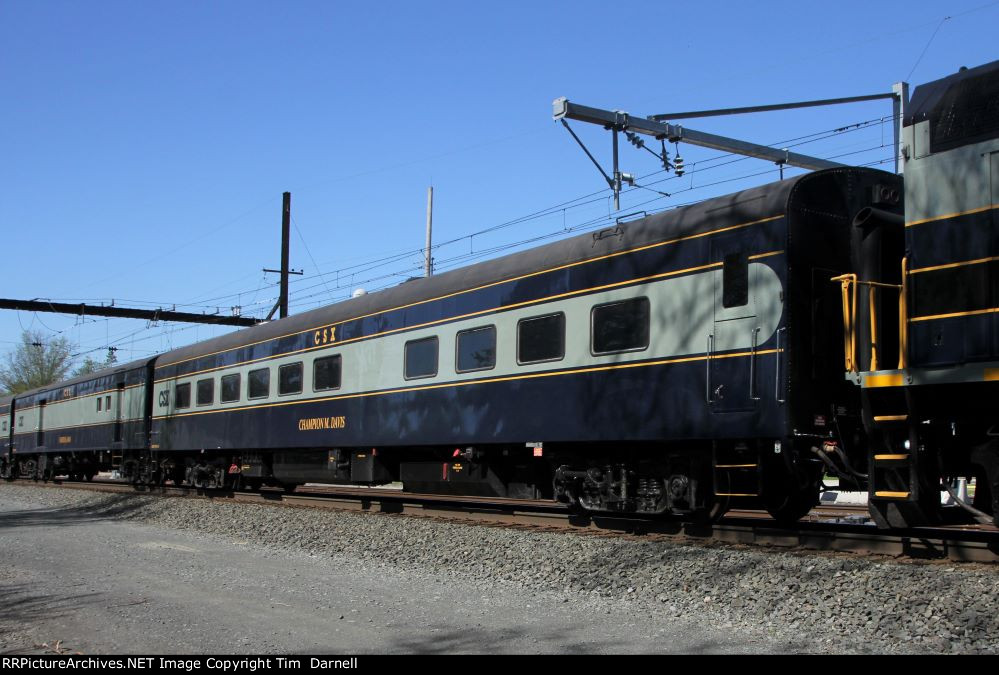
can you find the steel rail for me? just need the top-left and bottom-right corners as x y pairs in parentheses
(7, 478), (998, 563)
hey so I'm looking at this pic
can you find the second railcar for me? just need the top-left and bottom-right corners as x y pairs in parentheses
(124, 166), (899, 521)
(2, 359), (152, 480)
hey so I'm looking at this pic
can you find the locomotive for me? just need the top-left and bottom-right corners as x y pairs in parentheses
(837, 60), (999, 528)
(2, 60), (997, 529)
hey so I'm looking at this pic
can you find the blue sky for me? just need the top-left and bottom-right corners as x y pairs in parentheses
(2, 0), (997, 365)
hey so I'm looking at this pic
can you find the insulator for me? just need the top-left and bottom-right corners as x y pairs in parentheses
(674, 155), (685, 176)
(626, 132), (645, 149)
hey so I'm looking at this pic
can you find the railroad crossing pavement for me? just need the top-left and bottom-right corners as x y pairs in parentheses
(0, 488), (800, 655)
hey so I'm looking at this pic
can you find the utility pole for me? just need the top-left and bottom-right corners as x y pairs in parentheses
(425, 186), (434, 277)
(280, 191), (291, 318)
(264, 192), (302, 321)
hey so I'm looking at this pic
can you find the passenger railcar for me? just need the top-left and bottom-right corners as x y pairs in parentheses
(2, 60), (997, 529)
(2, 361), (151, 481)
(0, 396), (11, 475)
(138, 166), (897, 522)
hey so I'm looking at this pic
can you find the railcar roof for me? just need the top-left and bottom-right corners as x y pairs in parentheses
(13, 356), (151, 400)
(904, 58), (999, 127)
(156, 173), (815, 367)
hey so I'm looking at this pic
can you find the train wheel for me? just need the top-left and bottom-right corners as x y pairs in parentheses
(970, 440), (999, 527)
(698, 470), (730, 523)
(120, 459), (138, 484)
(705, 494), (730, 523)
(137, 459), (161, 486)
(154, 460), (173, 486)
(969, 468), (997, 527)
(761, 452), (820, 525)
(764, 486), (818, 525)
(169, 464), (185, 486)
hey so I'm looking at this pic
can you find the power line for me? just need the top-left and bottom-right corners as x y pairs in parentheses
(110, 113), (895, 319)
(25, 111), (903, 357)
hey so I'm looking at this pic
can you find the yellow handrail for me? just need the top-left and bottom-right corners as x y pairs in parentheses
(898, 257), (908, 369)
(831, 273), (858, 372)
(869, 284), (879, 370)
(831, 264), (906, 374)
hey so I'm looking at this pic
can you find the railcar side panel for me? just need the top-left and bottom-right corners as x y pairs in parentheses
(151, 211), (793, 452)
(902, 60), (999, 368)
(0, 398), (11, 464)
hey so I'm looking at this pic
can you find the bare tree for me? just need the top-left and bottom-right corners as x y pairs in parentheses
(0, 330), (75, 395)
(73, 348), (118, 377)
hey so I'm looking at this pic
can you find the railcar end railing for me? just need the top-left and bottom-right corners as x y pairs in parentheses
(832, 258), (908, 374)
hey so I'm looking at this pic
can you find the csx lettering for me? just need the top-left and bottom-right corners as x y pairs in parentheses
(313, 325), (337, 346)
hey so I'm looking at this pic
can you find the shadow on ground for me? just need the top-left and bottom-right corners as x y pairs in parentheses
(0, 583), (104, 655)
(295, 623), (782, 655)
(0, 494), (152, 530)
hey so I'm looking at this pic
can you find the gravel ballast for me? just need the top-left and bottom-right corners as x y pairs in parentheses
(1, 483), (997, 654)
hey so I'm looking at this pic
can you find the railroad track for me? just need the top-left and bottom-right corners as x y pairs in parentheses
(7, 477), (999, 563)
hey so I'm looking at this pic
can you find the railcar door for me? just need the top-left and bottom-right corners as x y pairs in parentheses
(36, 400), (46, 448)
(114, 382), (124, 444)
(708, 232), (761, 414)
(992, 151), (999, 357)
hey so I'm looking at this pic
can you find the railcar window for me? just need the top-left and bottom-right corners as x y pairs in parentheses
(248, 368), (270, 399)
(517, 313), (565, 364)
(592, 297), (650, 354)
(279, 362), (304, 395)
(175, 383), (191, 409)
(723, 253), (749, 308)
(19, 416), (23, 428)
(221, 374), (240, 403)
(97, 397), (102, 412)
(314, 355), (342, 391)
(196, 379), (214, 406)
(2, 420), (6, 431)
(405, 337), (439, 379)
(106, 395), (111, 411)
(456, 326), (496, 373)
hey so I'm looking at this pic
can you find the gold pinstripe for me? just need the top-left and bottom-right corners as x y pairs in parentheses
(153, 348), (782, 421)
(13, 382), (144, 412)
(905, 203), (998, 228)
(910, 307), (999, 323)
(908, 255), (999, 275)
(34, 419), (139, 433)
(154, 249), (786, 384)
